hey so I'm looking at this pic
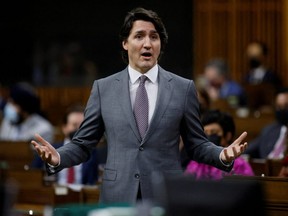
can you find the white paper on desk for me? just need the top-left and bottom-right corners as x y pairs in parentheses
(88, 207), (136, 216)
(54, 186), (68, 195)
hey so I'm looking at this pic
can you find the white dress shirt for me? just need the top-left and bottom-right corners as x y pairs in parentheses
(128, 64), (158, 124)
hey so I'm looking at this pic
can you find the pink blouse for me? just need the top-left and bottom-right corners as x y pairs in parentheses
(185, 157), (254, 180)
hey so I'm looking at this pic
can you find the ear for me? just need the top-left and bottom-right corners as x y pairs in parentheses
(122, 41), (128, 50)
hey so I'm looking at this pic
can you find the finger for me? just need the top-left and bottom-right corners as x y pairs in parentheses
(224, 148), (234, 161)
(232, 146), (238, 156)
(243, 142), (248, 150)
(31, 140), (39, 148)
(234, 131), (248, 144)
(240, 142), (248, 152)
(31, 140), (42, 154)
(34, 133), (50, 147)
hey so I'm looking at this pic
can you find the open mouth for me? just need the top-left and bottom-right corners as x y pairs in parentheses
(142, 52), (152, 57)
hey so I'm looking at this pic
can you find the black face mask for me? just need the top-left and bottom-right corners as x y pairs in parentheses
(275, 109), (288, 126)
(207, 134), (222, 146)
(249, 58), (261, 69)
(68, 130), (77, 140)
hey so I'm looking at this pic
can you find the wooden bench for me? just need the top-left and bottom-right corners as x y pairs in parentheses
(0, 141), (35, 170)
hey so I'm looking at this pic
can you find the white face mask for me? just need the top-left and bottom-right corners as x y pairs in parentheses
(3, 103), (19, 124)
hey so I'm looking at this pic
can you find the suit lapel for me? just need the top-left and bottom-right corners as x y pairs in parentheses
(115, 69), (142, 141)
(143, 67), (173, 142)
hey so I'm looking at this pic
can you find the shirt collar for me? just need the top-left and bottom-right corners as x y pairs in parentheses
(128, 64), (158, 84)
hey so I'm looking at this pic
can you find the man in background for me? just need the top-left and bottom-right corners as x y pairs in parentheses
(32, 105), (99, 185)
(244, 41), (281, 87)
(203, 58), (247, 108)
(0, 82), (54, 143)
(244, 87), (288, 159)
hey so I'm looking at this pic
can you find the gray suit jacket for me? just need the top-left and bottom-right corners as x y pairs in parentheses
(50, 66), (232, 203)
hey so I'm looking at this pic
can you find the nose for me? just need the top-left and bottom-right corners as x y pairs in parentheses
(143, 37), (152, 48)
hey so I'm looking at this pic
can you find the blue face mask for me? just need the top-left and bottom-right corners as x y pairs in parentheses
(3, 103), (19, 124)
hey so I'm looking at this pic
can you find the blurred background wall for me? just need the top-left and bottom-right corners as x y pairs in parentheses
(1, 0), (288, 87)
(1, 0), (193, 86)
(193, 0), (288, 86)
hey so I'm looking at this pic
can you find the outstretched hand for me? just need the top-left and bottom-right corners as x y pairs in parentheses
(220, 131), (248, 164)
(31, 133), (60, 166)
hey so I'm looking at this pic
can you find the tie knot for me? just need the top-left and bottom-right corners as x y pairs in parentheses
(140, 75), (148, 84)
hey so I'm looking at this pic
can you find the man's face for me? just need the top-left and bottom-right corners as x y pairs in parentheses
(204, 67), (223, 88)
(122, 20), (161, 73)
(246, 42), (265, 68)
(62, 112), (84, 137)
(275, 93), (288, 110)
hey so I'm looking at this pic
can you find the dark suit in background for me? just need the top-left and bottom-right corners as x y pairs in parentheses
(31, 142), (99, 185)
(53, 142), (99, 185)
(244, 122), (282, 159)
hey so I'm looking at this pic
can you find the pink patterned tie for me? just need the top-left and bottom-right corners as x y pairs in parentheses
(269, 130), (287, 159)
(134, 75), (149, 139)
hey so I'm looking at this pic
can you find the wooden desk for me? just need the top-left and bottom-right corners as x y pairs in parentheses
(225, 176), (288, 216)
(249, 159), (283, 177)
(12, 185), (81, 216)
(80, 185), (101, 204)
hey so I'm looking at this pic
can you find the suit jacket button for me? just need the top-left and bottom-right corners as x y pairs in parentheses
(134, 174), (140, 179)
(139, 146), (144, 151)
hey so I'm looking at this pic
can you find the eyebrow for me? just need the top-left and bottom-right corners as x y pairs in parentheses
(134, 29), (158, 34)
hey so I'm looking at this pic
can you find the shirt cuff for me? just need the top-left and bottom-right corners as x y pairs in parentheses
(47, 152), (61, 173)
(219, 150), (233, 167)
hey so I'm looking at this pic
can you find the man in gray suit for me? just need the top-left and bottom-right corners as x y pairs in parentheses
(31, 7), (248, 204)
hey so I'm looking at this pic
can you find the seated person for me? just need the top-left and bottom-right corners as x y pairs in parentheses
(244, 87), (288, 159)
(185, 109), (254, 180)
(203, 58), (247, 108)
(243, 41), (281, 87)
(197, 88), (211, 116)
(0, 82), (54, 143)
(31, 105), (99, 185)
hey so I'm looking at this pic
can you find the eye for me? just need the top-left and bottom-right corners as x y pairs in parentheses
(150, 34), (159, 40)
(135, 34), (143, 40)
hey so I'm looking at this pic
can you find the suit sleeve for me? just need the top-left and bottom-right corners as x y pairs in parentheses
(50, 81), (105, 171)
(180, 80), (232, 172)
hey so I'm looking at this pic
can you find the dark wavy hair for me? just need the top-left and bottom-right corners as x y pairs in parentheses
(201, 109), (236, 142)
(119, 7), (168, 64)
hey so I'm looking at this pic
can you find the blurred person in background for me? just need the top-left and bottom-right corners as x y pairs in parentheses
(244, 41), (281, 87)
(0, 84), (7, 122)
(185, 109), (254, 180)
(203, 58), (247, 108)
(0, 82), (54, 143)
(197, 88), (211, 116)
(244, 87), (288, 159)
(31, 104), (99, 185)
